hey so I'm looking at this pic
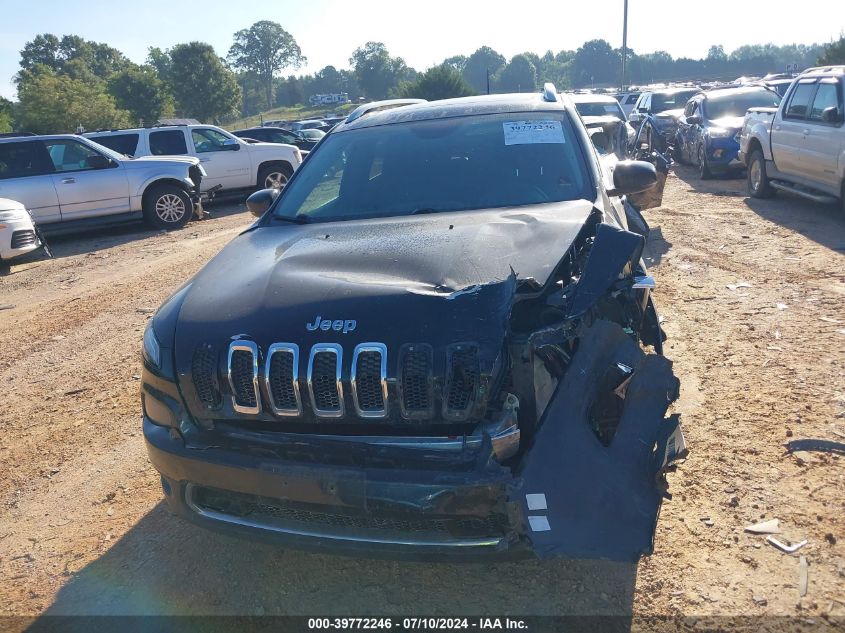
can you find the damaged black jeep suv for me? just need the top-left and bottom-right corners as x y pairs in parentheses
(142, 85), (686, 561)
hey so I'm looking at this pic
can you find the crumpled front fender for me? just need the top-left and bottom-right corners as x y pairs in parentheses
(513, 320), (685, 561)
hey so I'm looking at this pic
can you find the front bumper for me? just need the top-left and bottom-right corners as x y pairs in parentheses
(0, 218), (40, 260)
(705, 137), (742, 170)
(144, 417), (527, 560)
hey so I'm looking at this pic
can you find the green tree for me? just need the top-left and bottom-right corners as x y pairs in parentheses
(398, 64), (474, 101)
(166, 42), (242, 122)
(17, 67), (130, 133)
(108, 65), (174, 125)
(462, 46), (506, 93)
(443, 55), (468, 73)
(495, 54), (537, 92)
(349, 42), (412, 99)
(818, 34), (845, 65)
(228, 20), (306, 109)
(573, 39), (619, 87)
(276, 75), (305, 107)
(18, 33), (128, 81)
(0, 97), (13, 133)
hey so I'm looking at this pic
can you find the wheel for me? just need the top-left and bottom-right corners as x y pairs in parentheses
(143, 184), (193, 230)
(747, 149), (774, 198)
(698, 145), (712, 180)
(258, 163), (293, 190)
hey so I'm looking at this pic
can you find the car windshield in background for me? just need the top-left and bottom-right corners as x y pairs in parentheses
(273, 112), (592, 223)
(704, 89), (781, 119)
(575, 102), (626, 120)
(652, 90), (700, 112)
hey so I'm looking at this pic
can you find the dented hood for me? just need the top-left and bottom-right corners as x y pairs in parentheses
(173, 201), (594, 356)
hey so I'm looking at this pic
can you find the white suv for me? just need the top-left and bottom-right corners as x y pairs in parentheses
(85, 124), (302, 193)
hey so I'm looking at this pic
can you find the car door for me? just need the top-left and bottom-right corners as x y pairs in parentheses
(189, 128), (251, 190)
(42, 138), (130, 220)
(771, 79), (817, 178)
(0, 140), (61, 224)
(801, 78), (844, 192)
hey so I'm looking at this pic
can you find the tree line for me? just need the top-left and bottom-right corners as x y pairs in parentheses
(2, 24), (843, 134)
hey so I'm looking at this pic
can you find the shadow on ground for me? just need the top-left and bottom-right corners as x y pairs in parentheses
(33, 503), (638, 622)
(643, 224), (672, 268)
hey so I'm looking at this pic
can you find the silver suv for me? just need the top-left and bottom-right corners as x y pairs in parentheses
(0, 134), (204, 231)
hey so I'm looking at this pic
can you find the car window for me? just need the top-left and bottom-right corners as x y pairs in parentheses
(575, 102), (626, 121)
(275, 112), (592, 223)
(270, 131), (297, 143)
(809, 81), (841, 121)
(91, 133), (139, 156)
(626, 94), (639, 105)
(0, 141), (53, 180)
(192, 128), (235, 153)
(785, 82), (817, 120)
(149, 130), (188, 155)
(703, 89), (781, 120)
(44, 139), (104, 173)
(651, 90), (700, 113)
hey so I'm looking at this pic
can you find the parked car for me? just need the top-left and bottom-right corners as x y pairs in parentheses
(629, 88), (702, 144)
(762, 78), (795, 98)
(299, 129), (326, 141)
(291, 119), (330, 133)
(0, 134), (204, 231)
(740, 65), (845, 213)
(0, 197), (42, 262)
(85, 124), (302, 192)
(570, 93), (636, 149)
(614, 91), (642, 117)
(676, 85), (781, 178)
(141, 85), (686, 562)
(232, 127), (317, 152)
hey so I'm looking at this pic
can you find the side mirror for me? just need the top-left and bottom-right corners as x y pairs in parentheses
(246, 188), (280, 217)
(86, 154), (114, 169)
(608, 160), (657, 197)
(686, 115), (703, 125)
(222, 139), (241, 151)
(821, 106), (843, 124)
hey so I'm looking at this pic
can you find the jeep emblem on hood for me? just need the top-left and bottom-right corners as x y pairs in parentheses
(306, 316), (357, 334)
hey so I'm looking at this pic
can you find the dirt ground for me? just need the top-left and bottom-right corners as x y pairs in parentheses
(1, 173), (843, 623)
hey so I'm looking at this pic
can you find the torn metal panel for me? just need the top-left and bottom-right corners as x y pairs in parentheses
(514, 320), (682, 561)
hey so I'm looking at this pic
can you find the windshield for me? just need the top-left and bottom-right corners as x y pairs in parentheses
(575, 101), (626, 121)
(651, 89), (700, 112)
(273, 112), (592, 223)
(704, 89), (781, 120)
(82, 138), (125, 161)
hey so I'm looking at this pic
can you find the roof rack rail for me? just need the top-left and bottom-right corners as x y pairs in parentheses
(542, 82), (558, 102)
(345, 99), (426, 123)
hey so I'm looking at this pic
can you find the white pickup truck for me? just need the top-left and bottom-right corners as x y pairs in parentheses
(85, 124), (302, 194)
(739, 65), (845, 214)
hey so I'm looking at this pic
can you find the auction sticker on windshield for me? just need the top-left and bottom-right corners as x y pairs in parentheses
(503, 120), (565, 145)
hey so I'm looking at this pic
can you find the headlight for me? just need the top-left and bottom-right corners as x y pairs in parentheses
(143, 320), (161, 368)
(708, 127), (732, 138)
(0, 209), (26, 221)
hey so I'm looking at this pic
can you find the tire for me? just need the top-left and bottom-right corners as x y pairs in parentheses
(258, 163), (293, 190)
(698, 145), (712, 180)
(143, 184), (193, 230)
(747, 149), (774, 199)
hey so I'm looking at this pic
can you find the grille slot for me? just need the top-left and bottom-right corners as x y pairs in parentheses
(10, 230), (37, 249)
(308, 344), (343, 417)
(265, 344), (301, 416)
(443, 344), (479, 421)
(228, 341), (260, 414)
(399, 344), (434, 419)
(351, 343), (387, 418)
(192, 345), (221, 409)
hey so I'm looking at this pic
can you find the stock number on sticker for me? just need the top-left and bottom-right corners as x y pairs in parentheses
(503, 120), (565, 145)
(308, 618), (393, 630)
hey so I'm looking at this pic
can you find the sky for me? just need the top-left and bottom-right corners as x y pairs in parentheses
(1, 0), (843, 100)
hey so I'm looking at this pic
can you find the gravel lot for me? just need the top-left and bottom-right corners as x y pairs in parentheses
(1, 173), (843, 621)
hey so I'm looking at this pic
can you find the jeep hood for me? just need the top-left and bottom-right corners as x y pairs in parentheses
(173, 201), (595, 355)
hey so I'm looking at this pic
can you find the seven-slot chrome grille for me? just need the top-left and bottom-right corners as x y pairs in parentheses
(208, 340), (481, 421)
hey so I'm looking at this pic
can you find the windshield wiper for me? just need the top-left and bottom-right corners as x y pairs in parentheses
(274, 214), (311, 224)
